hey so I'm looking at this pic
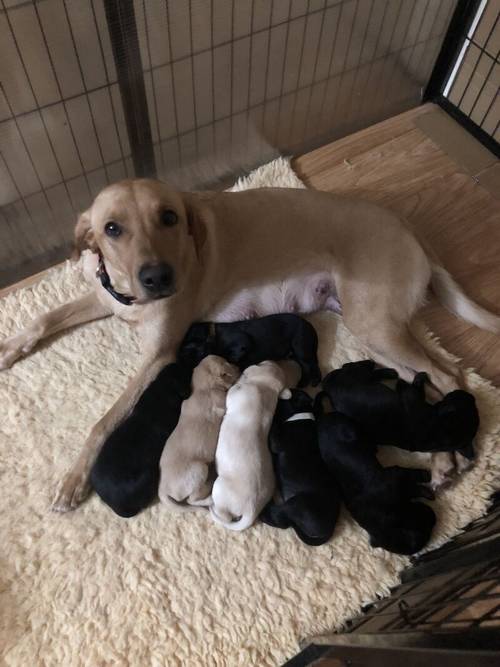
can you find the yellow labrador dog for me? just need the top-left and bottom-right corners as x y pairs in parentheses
(1, 179), (498, 511)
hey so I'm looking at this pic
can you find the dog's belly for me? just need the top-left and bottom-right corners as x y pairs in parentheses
(208, 273), (342, 322)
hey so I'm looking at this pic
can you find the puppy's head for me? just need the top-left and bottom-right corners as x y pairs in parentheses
(192, 354), (240, 391)
(323, 360), (381, 396)
(157, 362), (193, 401)
(317, 411), (362, 469)
(217, 331), (252, 367)
(178, 323), (213, 367)
(434, 390), (479, 450)
(242, 361), (289, 396)
(369, 502), (436, 555)
(73, 179), (207, 304)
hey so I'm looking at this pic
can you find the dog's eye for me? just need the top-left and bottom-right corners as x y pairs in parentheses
(104, 221), (122, 238)
(161, 209), (178, 226)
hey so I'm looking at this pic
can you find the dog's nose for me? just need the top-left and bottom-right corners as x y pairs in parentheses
(138, 262), (174, 295)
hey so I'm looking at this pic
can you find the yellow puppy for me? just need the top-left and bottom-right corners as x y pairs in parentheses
(159, 355), (240, 509)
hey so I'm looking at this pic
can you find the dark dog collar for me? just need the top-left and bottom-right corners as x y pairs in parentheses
(96, 252), (136, 306)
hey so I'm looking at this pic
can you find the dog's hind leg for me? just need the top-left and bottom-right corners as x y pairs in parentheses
(351, 319), (460, 397)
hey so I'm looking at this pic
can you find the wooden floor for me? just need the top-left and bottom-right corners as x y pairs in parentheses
(294, 103), (500, 386)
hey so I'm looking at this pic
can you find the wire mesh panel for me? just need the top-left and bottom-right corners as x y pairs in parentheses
(0, 0), (132, 285)
(0, 0), (458, 287)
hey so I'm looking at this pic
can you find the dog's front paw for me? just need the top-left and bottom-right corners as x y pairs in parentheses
(0, 335), (27, 370)
(51, 472), (91, 512)
(0, 331), (40, 370)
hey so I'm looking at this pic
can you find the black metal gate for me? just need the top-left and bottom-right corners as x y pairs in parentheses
(426, 0), (499, 156)
(287, 495), (500, 666)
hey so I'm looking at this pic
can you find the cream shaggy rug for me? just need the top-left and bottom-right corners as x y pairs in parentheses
(1, 158), (499, 667)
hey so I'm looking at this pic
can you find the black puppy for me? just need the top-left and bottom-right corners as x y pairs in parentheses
(179, 314), (321, 386)
(90, 363), (192, 517)
(260, 390), (341, 546)
(321, 360), (479, 458)
(317, 411), (436, 555)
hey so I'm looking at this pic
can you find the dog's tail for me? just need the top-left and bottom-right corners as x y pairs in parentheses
(431, 263), (500, 333)
(209, 503), (255, 532)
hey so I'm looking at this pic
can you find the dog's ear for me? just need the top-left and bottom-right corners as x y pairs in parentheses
(72, 210), (95, 260)
(183, 193), (208, 259)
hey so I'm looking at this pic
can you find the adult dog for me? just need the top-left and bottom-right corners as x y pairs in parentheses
(1, 179), (498, 511)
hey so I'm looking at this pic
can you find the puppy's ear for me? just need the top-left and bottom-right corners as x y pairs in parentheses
(72, 210), (95, 260)
(221, 364), (239, 385)
(183, 193), (208, 259)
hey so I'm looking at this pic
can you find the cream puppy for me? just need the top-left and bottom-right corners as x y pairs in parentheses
(210, 360), (301, 531)
(159, 355), (240, 509)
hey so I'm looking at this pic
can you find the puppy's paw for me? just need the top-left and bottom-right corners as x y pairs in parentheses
(455, 451), (474, 475)
(51, 472), (91, 512)
(430, 452), (456, 491)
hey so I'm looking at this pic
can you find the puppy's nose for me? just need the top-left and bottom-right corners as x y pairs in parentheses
(138, 262), (174, 295)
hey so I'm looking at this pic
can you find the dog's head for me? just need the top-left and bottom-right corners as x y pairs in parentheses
(73, 179), (208, 304)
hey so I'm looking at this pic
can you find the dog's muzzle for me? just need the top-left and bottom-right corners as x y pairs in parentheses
(138, 262), (175, 299)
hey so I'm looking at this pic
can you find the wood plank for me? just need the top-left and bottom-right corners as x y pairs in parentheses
(293, 104), (435, 180)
